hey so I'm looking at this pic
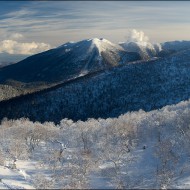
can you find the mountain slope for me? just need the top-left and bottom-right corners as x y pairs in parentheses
(161, 40), (190, 52)
(0, 53), (29, 68)
(119, 41), (161, 60)
(158, 40), (190, 57)
(0, 38), (140, 101)
(1, 48), (190, 122)
(119, 40), (190, 60)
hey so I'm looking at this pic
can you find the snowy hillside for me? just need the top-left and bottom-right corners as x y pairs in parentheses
(119, 39), (186, 61)
(1, 47), (190, 122)
(119, 41), (161, 60)
(1, 99), (190, 188)
(119, 29), (162, 59)
(162, 40), (190, 52)
(1, 38), (190, 103)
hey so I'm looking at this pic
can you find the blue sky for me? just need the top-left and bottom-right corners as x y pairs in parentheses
(0, 1), (190, 54)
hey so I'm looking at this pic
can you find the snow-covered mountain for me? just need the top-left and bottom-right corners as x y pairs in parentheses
(1, 38), (190, 122)
(156, 40), (190, 57)
(119, 41), (162, 60)
(1, 47), (190, 122)
(0, 38), (140, 84)
(0, 38), (140, 101)
(161, 40), (190, 51)
(119, 40), (190, 60)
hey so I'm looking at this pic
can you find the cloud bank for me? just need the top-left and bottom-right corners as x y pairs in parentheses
(0, 33), (51, 55)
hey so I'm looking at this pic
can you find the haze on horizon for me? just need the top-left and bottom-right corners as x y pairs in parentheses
(0, 1), (190, 55)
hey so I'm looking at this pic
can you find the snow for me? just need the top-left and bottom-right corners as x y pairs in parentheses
(119, 40), (159, 59)
(2, 98), (190, 188)
(57, 38), (122, 57)
(2, 55), (190, 188)
(0, 164), (35, 189)
(56, 41), (75, 49)
(90, 38), (120, 54)
(2, 36), (190, 189)
(99, 162), (116, 169)
(18, 169), (30, 180)
(65, 49), (71, 52)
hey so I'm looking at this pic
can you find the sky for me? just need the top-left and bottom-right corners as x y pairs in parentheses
(0, 1), (190, 55)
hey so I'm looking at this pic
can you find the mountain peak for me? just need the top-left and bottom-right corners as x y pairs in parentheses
(85, 38), (120, 55)
(57, 38), (114, 51)
(0, 37), (141, 102)
(88, 38), (113, 46)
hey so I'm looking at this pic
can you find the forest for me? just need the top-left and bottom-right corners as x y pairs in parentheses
(1, 99), (190, 188)
(1, 48), (190, 123)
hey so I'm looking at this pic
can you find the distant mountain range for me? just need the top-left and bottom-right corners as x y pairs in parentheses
(0, 52), (29, 68)
(0, 38), (190, 122)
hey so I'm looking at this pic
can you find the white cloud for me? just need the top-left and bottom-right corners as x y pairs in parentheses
(4, 9), (37, 18)
(9, 33), (23, 40)
(0, 40), (51, 55)
(124, 29), (162, 51)
(126, 29), (149, 45)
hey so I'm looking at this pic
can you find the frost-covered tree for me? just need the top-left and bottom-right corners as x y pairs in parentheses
(154, 138), (179, 189)
(33, 173), (55, 189)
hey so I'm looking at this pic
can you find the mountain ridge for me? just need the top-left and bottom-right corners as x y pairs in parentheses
(1, 48), (190, 122)
(1, 39), (190, 123)
(0, 38), (141, 101)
